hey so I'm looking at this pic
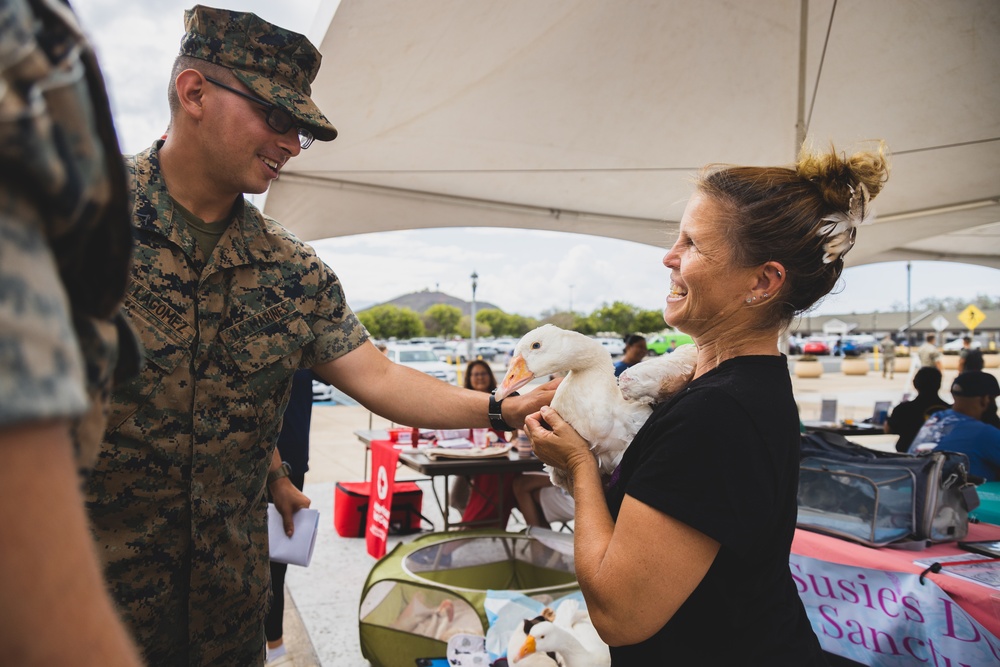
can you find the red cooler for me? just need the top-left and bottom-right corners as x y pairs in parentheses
(334, 480), (424, 538)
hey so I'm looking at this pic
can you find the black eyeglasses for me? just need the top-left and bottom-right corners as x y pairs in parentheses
(205, 76), (314, 149)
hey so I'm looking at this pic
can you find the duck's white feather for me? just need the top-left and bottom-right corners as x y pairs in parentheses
(505, 325), (694, 495)
(524, 620), (610, 667)
(618, 344), (697, 404)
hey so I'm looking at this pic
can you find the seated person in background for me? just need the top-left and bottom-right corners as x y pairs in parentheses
(959, 349), (997, 428)
(909, 371), (1000, 481)
(886, 367), (950, 452)
(512, 472), (575, 528)
(963, 347), (985, 373)
(984, 400), (1000, 430)
(457, 360), (517, 527)
(613, 334), (648, 378)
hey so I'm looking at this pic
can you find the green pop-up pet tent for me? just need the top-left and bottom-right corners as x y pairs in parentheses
(359, 529), (579, 667)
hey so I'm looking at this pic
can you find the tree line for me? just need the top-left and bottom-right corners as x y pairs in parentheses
(358, 300), (667, 341)
(889, 294), (1000, 313)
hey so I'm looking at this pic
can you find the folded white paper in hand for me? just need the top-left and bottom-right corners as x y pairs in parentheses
(268, 503), (319, 567)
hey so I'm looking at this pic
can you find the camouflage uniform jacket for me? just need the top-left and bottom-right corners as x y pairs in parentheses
(85, 141), (367, 665)
(0, 0), (137, 470)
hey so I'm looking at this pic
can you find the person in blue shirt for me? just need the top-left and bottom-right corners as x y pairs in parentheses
(613, 334), (648, 377)
(910, 371), (1000, 481)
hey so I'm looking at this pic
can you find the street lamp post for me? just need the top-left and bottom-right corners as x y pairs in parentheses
(470, 270), (478, 360)
(906, 262), (912, 346)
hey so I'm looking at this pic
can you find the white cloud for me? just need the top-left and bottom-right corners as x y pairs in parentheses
(71, 0), (1000, 320)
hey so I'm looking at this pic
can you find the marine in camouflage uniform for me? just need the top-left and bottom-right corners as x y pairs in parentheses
(83, 6), (364, 665)
(0, 0), (137, 453)
(1, 0), (141, 663)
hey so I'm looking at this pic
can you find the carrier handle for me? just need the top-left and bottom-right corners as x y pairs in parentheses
(919, 562), (942, 584)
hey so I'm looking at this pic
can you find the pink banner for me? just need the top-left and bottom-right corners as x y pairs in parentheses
(790, 553), (1000, 666)
(366, 440), (400, 559)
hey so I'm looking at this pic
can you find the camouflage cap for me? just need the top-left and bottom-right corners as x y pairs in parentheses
(179, 5), (337, 141)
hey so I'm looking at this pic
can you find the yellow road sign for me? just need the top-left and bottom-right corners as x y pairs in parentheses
(957, 305), (986, 331)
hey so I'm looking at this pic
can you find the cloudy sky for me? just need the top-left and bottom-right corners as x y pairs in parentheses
(72, 0), (1000, 319)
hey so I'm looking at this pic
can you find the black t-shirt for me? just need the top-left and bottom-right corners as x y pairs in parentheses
(887, 394), (950, 453)
(604, 355), (826, 666)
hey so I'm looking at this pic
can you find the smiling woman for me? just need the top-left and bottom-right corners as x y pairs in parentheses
(525, 144), (891, 664)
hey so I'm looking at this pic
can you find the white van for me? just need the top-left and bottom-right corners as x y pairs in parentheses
(385, 345), (458, 383)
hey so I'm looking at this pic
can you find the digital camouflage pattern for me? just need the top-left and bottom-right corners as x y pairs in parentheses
(84, 142), (368, 666)
(180, 4), (337, 141)
(0, 0), (136, 470)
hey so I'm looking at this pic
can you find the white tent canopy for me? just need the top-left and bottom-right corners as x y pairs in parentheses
(265, 0), (1000, 269)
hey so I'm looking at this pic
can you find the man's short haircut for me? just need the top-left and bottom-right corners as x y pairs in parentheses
(166, 55), (235, 119)
(913, 366), (943, 394)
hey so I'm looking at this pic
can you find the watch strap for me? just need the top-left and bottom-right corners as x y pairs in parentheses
(489, 390), (519, 431)
(267, 461), (292, 486)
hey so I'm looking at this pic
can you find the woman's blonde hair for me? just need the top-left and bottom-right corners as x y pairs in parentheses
(697, 142), (890, 330)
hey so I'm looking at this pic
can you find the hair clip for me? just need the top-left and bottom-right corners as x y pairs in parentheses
(819, 182), (874, 263)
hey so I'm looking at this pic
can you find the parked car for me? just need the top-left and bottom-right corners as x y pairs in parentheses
(312, 379), (337, 402)
(647, 333), (695, 356)
(492, 338), (518, 358)
(595, 338), (626, 356)
(943, 337), (982, 351)
(842, 334), (876, 354)
(473, 344), (499, 361)
(385, 345), (458, 383)
(430, 344), (453, 361)
(802, 338), (831, 355)
(433, 341), (496, 363)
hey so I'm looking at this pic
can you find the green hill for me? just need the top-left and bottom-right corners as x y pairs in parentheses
(371, 289), (501, 316)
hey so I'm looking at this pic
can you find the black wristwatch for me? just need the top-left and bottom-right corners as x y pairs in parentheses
(267, 461), (292, 486)
(489, 390), (519, 431)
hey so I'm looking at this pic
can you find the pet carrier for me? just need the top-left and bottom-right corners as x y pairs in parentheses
(359, 529), (579, 667)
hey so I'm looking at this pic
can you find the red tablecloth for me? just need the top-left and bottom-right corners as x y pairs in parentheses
(792, 522), (1000, 634)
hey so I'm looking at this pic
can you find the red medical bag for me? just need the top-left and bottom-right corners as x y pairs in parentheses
(334, 480), (424, 538)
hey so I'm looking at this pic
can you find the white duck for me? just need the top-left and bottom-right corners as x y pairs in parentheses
(514, 599), (610, 667)
(495, 325), (696, 494)
(505, 609), (560, 667)
(618, 343), (698, 404)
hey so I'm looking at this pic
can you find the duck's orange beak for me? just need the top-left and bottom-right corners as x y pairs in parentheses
(516, 634), (537, 661)
(495, 355), (534, 400)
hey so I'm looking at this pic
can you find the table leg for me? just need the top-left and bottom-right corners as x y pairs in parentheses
(443, 475), (451, 531)
(494, 474), (503, 528)
(422, 476), (449, 532)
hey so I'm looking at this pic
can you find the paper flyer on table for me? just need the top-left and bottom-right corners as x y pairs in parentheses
(914, 553), (1000, 590)
(268, 503), (319, 567)
(435, 437), (475, 448)
(427, 444), (512, 460)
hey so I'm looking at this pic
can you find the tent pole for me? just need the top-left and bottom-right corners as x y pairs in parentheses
(796, 0), (809, 153)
